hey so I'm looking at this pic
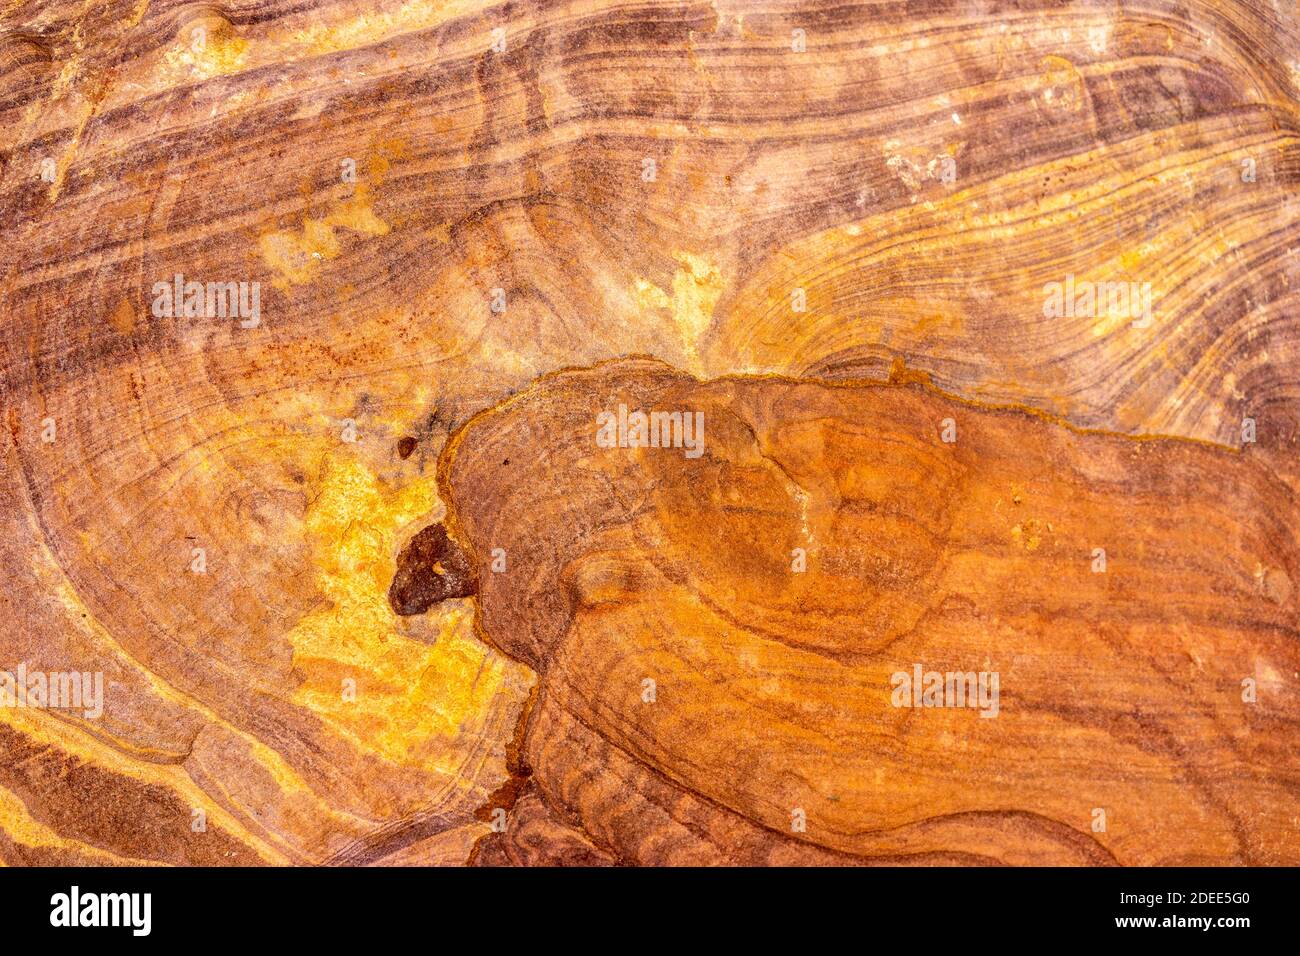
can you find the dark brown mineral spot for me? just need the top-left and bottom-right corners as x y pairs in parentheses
(388, 523), (477, 615)
(397, 436), (417, 459)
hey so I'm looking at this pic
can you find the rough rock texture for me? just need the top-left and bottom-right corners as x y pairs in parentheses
(389, 521), (477, 615)
(451, 359), (1299, 866)
(1, 0), (1297, 864)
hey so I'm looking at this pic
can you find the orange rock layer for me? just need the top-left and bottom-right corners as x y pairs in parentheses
(446, 359), (1299, 866)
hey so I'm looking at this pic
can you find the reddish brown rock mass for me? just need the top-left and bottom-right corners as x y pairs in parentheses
(446, 359), (1299, 866)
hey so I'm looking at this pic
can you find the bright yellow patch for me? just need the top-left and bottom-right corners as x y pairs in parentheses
(164, 28), (250, 80)
(631, 251), (724, 372)
(285, 0), (481, 57)
(259, 185), (390, 287)
(286, 457), (517, 779)
(1010, 518), (1044, 552)
(631, 277), (672, 312)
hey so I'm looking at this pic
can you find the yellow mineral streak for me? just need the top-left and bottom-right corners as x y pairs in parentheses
(26, 531), (345, 858)
(0, 784), (158, 865)
(44, 96), (96, 203)
(0, 703), (287, 863)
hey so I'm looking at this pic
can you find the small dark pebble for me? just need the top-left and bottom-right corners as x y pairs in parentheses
(388, 523), (477, 615)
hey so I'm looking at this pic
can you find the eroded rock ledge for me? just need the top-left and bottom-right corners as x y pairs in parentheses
(425, 358), (1299, 866)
